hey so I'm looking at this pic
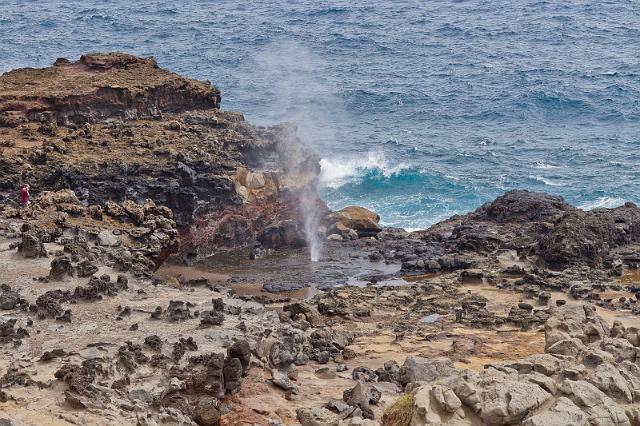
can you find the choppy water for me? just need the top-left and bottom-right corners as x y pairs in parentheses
(3, 1), (640, 229)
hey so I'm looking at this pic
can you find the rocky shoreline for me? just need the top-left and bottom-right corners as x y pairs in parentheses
(0, 54), (639, 425)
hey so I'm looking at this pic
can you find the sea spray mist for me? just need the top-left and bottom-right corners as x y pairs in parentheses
(300, 182), (323, 262)
(250, 41), (345, 261)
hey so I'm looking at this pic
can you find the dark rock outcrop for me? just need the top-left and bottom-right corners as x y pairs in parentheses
(412, 190), (640, 270)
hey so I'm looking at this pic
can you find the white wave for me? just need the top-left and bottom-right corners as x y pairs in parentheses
(530, 175), (564, 186)
(319, 151), (408, 188)
(533, 160), (560, 170)
(579, 196), (625, 210)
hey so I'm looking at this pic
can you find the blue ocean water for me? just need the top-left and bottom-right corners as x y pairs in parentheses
(2, 1), (640, 230)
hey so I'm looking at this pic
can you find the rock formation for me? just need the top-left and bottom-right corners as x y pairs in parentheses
(396, 304), (640, 425)
(0, 53), (323, 261)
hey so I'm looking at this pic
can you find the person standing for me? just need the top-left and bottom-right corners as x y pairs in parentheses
(20, 184), (30, 206)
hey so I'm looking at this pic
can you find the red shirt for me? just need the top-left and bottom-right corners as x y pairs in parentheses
(20, 187), (29, 204)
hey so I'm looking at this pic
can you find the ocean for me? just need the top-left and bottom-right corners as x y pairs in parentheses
(2, 0), (640, 230)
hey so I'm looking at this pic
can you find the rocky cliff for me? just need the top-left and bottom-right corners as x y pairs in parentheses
(0, 53), (322, 262)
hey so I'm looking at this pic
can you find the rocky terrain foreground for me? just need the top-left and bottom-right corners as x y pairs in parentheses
(1, 54), (640, 425)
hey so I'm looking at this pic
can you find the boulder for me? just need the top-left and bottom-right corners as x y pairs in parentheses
(0, 286), (22, 310)
(296, 407), (340, 426)
(399, 357), (456, 387)
(343, 382), (381, 420)
(326, 206), (381, 237)
(17, 232), (47, 258)
(193, 397), (222, 426)
(479, 380), (552, 425)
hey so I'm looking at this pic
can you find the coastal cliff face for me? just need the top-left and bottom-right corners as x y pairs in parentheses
(0, 52), (220, 126)
(0, 53), (322, 261)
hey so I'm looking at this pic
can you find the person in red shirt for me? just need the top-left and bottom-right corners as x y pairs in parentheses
(20, 184), (30, 206)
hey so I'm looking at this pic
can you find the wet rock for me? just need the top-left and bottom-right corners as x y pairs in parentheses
(258, 220), (306, 249)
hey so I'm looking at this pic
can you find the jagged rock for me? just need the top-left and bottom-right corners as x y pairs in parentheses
(48, 256), (72, 280)
(271, 369), (299, 394)
(227, 340), (251, 375)
(144, 335), (163, 352)
(17, 233), (46, 258)
(325, 399), (351, 414)
(200, 310), (224, 326)
(343, 382), (380, 419)
(0, 319), (29, 345)
(0, 286), (23, 310)
(193, 397), (222, 426)
(283, 302), (324, 327)
(352, 366), (377, 382)
(376, 360), (400, 383)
